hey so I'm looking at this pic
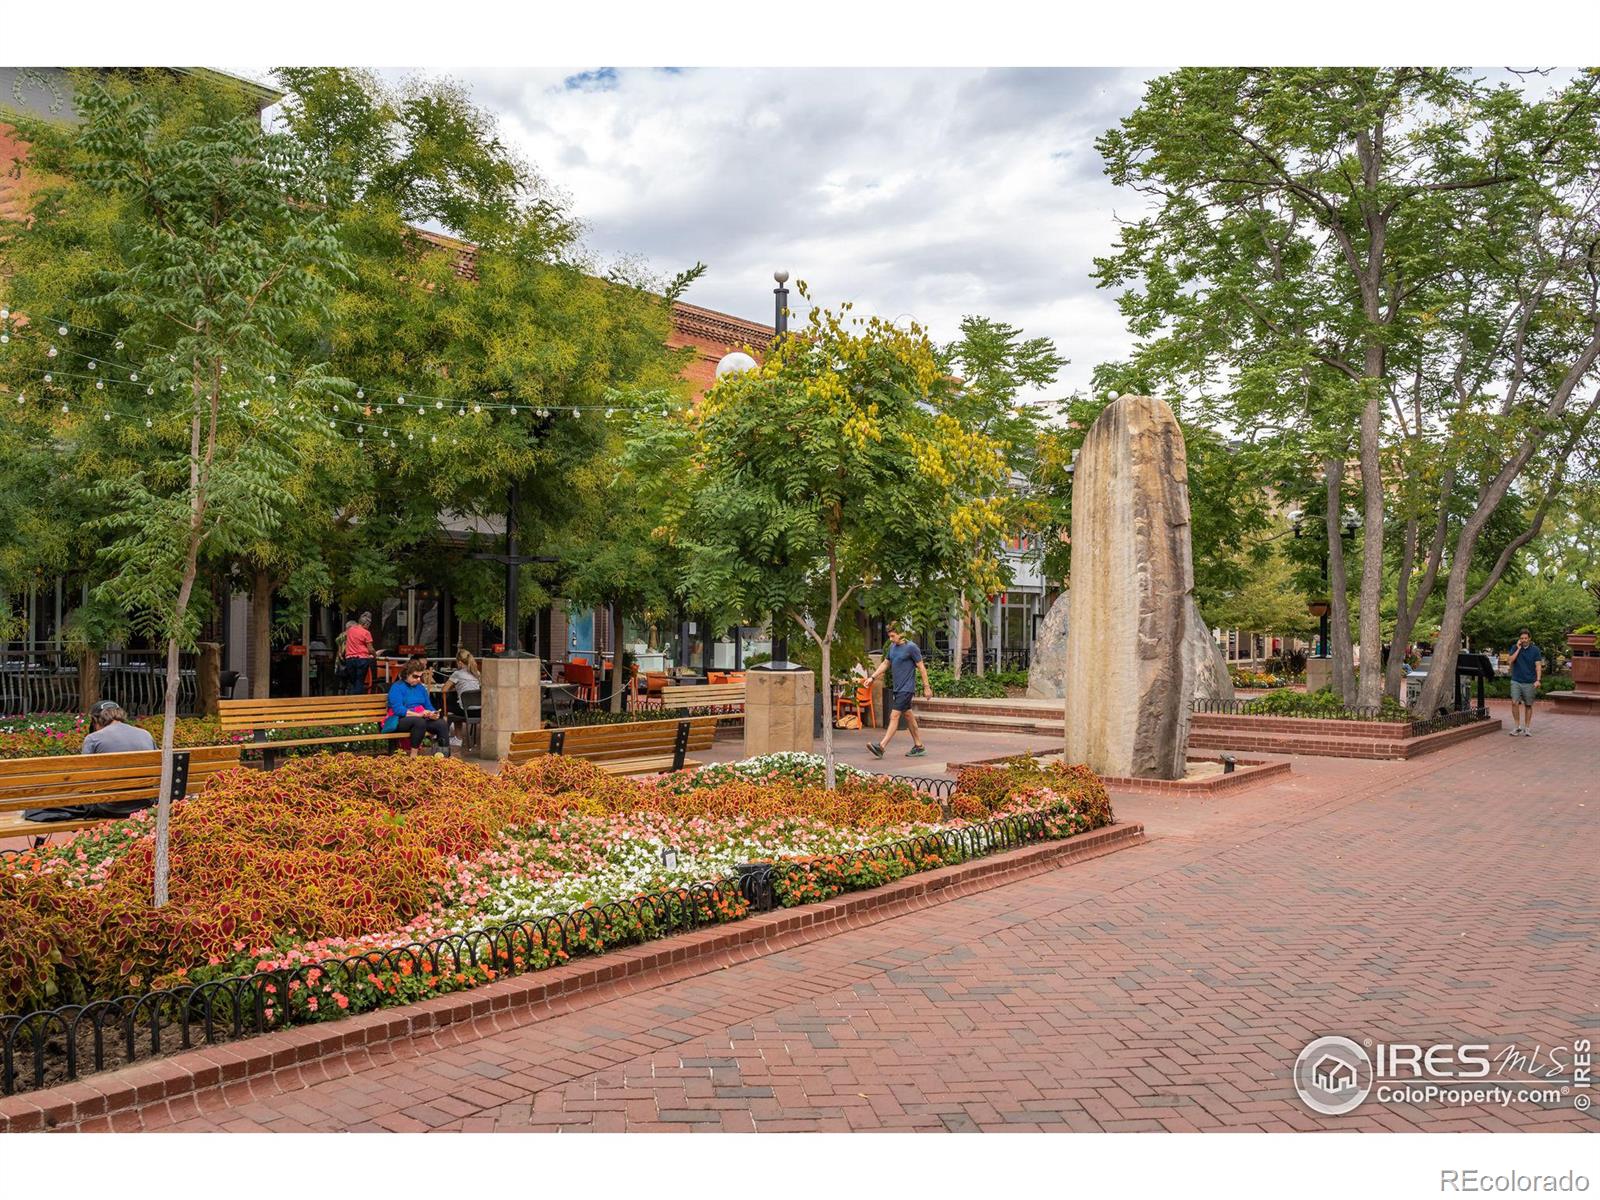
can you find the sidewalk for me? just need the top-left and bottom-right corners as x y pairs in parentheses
(121, 703), (1596, 1132)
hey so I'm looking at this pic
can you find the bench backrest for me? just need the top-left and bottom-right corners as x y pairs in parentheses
(0, 744), (241, 814)
(506, 716), (718, 768)
(659, 683), (746, 709)
(217, 695), (389, 733)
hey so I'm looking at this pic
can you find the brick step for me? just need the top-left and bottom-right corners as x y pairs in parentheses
(1190, 717), (1501, 760)
(919, 698), (1062, 719)
(915, 711), (1064, 736)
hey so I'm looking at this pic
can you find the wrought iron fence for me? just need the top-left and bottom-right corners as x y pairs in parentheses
(884, 773), (957, 800)
(0, 803), (1072, 1096)
(924, 649), (1032, 674)
(0, 649), (199, 718)
(1191, 697), (1400, 721)
(1191, 696), (1491, 737)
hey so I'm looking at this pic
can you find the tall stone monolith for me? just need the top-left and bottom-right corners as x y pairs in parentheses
(1062, 395), (1196, 779)
(1029, 591), (1233, 705)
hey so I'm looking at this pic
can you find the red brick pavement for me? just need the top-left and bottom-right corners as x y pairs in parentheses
(117, 703), (1600, 1132)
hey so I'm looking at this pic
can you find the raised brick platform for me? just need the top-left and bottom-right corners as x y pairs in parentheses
(1545, 690), (1600, 716)
(1189, 712), (1502, 759)
(947, 750), (1292, 796)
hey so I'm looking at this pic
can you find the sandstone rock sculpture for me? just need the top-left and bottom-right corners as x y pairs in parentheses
(1029, 591), (1233, 704)
(1025, 593), (1069, 699)
(1062, 395), (1197, 779)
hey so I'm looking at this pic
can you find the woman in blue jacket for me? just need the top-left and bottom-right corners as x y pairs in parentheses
(386, 658), (451, 756)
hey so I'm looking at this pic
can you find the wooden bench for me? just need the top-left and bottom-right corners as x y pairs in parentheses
(659, 682), (746, 715)
(0, 745), (241, 842)
(218, 695), (410, 769)
(506, 716), (718, 775)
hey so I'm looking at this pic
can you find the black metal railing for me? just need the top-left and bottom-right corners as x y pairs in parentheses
(1191, 696), (1491, 736)
(1191, 697), (1401, 721)
(0, 649), (199, 718)
(924, 649), (1031, 674)
(884, 773), (957, 800)
(0, 803), (1077, 1095)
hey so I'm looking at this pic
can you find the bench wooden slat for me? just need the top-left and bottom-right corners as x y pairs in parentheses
(217, 696), (389, 732)
(504, 717), (717, 773)
(0, 812), (107, 839)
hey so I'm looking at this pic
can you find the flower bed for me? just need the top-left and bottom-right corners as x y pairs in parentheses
(1228, 667), (1295, 689)
(0, 753), (1114, 1066)
(1202, 689), (1412, 721)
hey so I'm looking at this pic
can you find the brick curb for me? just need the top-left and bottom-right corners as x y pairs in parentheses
(1190, 714), (1502, 759)
(0, 820), (1146, 1133)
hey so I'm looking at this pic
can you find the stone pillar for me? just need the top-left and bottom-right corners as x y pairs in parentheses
(1062, 395), (1195, 780)
(744, 669), (814, 757)
(867, 653), (887, 728)
(1305, 657), (1332, 693)
(480, 655), (541, 761)
(197, 642), (222, 717)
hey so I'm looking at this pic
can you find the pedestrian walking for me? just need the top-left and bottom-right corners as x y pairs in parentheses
(865, 624), (933, 759)
(1507, 627), (1543, 736)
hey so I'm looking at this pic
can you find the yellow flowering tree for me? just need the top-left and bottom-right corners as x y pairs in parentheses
(645, 291), (1010, 786)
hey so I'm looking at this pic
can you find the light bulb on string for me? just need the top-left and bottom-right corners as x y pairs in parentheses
(434, 400), (443, 410)
(356, 389), (363, 399)
(15, 393), (23, 405)
(43, 373), (52, 383)
(457, 407), (465, 417)
(397, 396), (405, 405)
(571, 408), (579, 418)
(129, 372), (138, 381)
(48, 346), (57, 358)
(1, 334), (9, 344)
(510, 406), (518, 415)
(95, 380), (103, 391)
(57, 326), (66, 336)
(1, 308), (9, 319)
(61, 403), (69, 414)
(88, 361), (96, 370)
(375, 405), (383, 415)
(267, 374), (275, 385)
(145, 418), (152, 428)
(146, 387), (154, 395)
(102, 412), (110, 421)
(115, 340), (124, 350)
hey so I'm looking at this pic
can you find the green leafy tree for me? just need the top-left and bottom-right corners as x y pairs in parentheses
(273, 69), (694, 635)
(637, 293), (1011, 786)
(939, 316), (1065, 676)
(1096, 68), (1600, 710)
(1, 77), (349, 905)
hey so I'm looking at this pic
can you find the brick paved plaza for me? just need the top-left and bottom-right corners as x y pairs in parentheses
(108, 702), (1600, 1132)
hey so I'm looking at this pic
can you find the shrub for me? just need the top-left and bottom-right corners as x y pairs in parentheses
(951, 757), (1114, 826)
(1242, 689), (1411, 720)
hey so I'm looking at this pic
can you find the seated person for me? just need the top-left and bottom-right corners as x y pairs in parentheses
(385, 657), (451, 757)
(26, 700), (158, 822)
(441, 648), (481, 748)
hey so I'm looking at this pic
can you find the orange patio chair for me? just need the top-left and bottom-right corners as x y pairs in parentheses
(835, 683), (875, 728)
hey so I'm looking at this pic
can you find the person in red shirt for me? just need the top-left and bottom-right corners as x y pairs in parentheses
(343, 612), (376, 694)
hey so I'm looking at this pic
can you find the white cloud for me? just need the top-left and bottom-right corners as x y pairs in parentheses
(426, 66), (1158, 399)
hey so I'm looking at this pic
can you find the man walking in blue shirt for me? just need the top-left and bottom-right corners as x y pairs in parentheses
(1507, 627), (1544, 736)
(865, 624), (933, 759)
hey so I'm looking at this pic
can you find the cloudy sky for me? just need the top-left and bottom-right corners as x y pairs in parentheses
(250, 67), (1160, 400)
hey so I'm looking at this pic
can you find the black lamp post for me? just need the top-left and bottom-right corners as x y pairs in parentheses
(1291, 508), (1358, 658)
(472, 482), (557, 659)
(753, 269), (803, 672)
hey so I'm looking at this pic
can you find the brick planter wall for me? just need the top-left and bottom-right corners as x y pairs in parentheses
(1189, 713), (1501, 760)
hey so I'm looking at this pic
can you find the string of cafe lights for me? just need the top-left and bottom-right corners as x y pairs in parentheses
(0, 308), (679, 434)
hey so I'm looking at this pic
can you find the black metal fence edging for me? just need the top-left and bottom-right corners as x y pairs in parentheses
(0, 801), (1086, 1096)
(1191, 697), (1492, 738)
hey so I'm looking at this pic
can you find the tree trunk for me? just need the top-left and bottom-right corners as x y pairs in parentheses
(1355, 382), (1385, 709)
(1323, 460), (1356, 704)
(609, 603), (626, 713)
(819, 632), (835, 790)
(951, 600), (964, 680)
(250, 567), (273, 699)
(973, 601), (986, 677)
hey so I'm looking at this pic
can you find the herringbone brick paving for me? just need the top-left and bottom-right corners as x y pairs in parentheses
(136, 701), (1597, 1132)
